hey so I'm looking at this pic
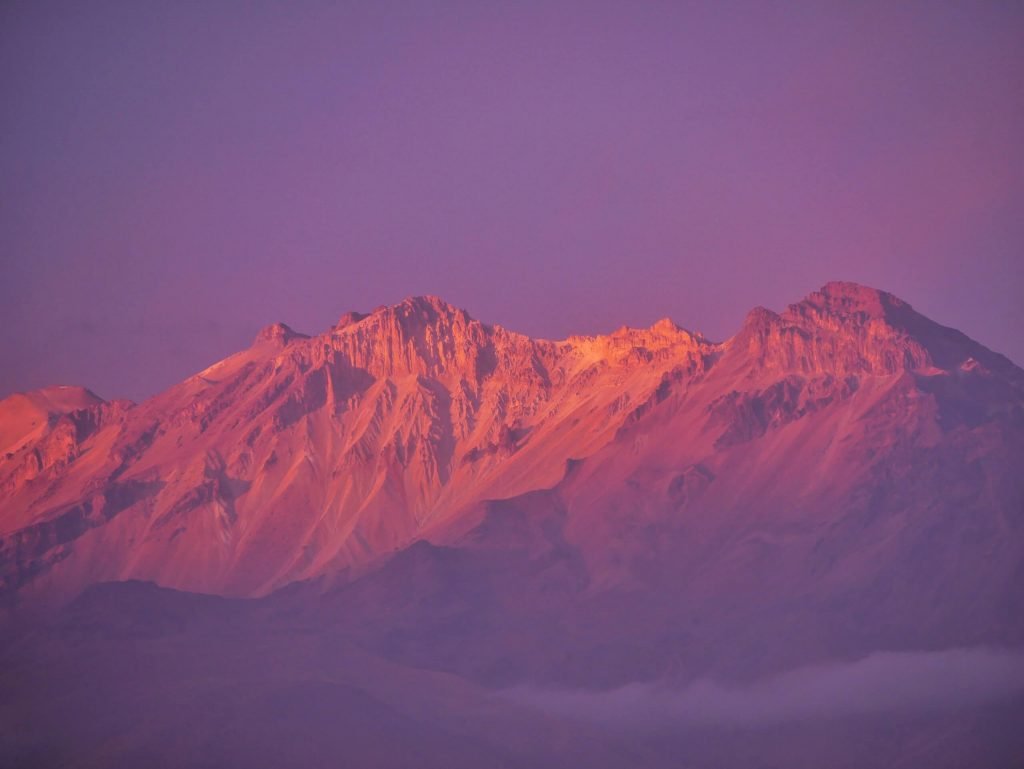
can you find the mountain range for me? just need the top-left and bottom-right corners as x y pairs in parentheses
(2, 281), (1023, 768)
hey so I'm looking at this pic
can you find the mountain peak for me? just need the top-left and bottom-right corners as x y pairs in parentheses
(318, 295), (497, 381)
(335, 311), (369, 330)
(24, 385), (104, 407)
(253, 322), (308, 347)
(650, 317), (682, 334)
(740, 305), (781, 330)
(732, 282), (1021, 377)
(789, 281), (902, 321)
(359, 295), (473, 334)
(403, 294), (458, 311)
(372, 295), (465, 317)
(736, 283), (931, 375)
(820, 280), (889, 299)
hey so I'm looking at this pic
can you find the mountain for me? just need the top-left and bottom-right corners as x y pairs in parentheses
(3, 283), (1020, 607)
(1, 294), (714, 600)
(2, 282), (1023, 767)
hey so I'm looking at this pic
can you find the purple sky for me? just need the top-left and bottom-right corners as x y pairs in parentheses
(2, 1), (1022, 401)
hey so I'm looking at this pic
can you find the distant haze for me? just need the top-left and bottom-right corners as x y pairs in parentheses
(504, 648), (1024, 727)
(2, 1), (1022, 400)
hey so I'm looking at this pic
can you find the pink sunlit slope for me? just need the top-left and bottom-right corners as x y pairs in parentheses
(1, 282), (1023, 767)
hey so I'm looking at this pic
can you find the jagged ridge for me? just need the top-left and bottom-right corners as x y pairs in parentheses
(0, 282), (1020, 603)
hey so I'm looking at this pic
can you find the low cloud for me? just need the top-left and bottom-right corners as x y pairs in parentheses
(503, 647), (1024, 727)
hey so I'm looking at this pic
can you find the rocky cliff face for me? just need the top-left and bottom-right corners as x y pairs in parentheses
(1, 283), (1021, 616)
(0, 295), (714, 599)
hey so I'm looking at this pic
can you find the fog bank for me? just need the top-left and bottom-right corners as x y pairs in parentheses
(503, 647), (1024, 726)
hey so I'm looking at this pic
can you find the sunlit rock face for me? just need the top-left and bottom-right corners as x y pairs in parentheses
(3, 282), (1024, 768)
(0, 294), (712, 598)
(1, 281), (1021, 626)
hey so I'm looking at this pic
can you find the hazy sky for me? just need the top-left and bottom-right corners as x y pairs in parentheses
(2, 1), (1022, 401)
